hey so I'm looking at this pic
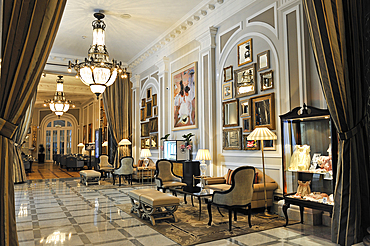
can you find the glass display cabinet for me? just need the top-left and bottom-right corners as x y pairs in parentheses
(163, 140), (189, 161)
(279, 104), (337, 226)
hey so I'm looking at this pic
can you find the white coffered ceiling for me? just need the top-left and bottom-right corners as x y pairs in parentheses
(38, 0), (209, 107)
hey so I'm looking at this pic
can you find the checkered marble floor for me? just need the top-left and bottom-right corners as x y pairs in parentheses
(15, 178), (337, 246)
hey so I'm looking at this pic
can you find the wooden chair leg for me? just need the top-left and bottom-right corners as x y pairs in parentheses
(228, 209), (232, 231)
(248, 204), (252, 228)
(217, 207), (224, 217)
(234, 209), (237, 221)
(207, 202), (213, 226)
(112, 174), (115, 185)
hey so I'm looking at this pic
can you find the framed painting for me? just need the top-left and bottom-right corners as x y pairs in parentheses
(145, 138), (151, 149)
(237, 38), (252, 66)
(242, 117), (252, 133)
(263, 139), (276, 150)
(141, 122), (150, 137)
(152, 94), (157, 106)
(147, 88), (152, 101)
(257, 50), (270, 71)
(223, 128), (242, 150)
(172, 62), (197, 131)
(141, 98), (146, 108)
(223, 66), (233, 82)
(146, 101), (152, 118)
(222, 82), (233, 101)
(223, 99), (239, 127)
(140, 108), (145, 121)
(83, 125), (87, 144)
(234, 63), (257, 98)
(260, 70), (274, 91)
(150, 134), (158, 149)
(153, 107), (158, 117)
(243, 135), (260, 150)
(252, 92), (275, 129)
(240, 98), (250, 117)
(149, 117), (158, 132)
(141, 139), (146, 149)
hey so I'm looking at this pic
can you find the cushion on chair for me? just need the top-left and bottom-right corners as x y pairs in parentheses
(161, 181), (187, 188)
(225, 169), (234, 185)
(140, 192), (180, 207)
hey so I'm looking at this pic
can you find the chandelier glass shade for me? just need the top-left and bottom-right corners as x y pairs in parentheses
(44, 76), (73, 117)
(68, 13), (127, 98)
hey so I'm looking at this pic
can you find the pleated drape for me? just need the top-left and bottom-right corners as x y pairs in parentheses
(102, 76), (132, 167)
(13, 92), (36, 184)
(0, 1), (66, 245)
(303, 0), (370, 245)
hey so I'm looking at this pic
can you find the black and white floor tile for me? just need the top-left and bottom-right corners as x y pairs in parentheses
(15, 178), (337, 246)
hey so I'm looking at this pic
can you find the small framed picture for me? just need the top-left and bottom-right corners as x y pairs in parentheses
(147, 88), (152, 101)
(146, 101), (152, 118)
(223, 99), (239, 127)
(240, 99), (250, 117)
(141, 98), (146, 108)
(242, 117), (251, 133)
(223, 66), (233, 82)
(153, 106), (158, 116)
(149, 117), (158, 132)
(257, 50), (270, 71)
(223, 128), (242, 150)
(141, 122), (150, 137)
(260, 70), (274, 91)
(150, 134), (158, 149)
(222, 82), (233, 101)
(237, 38), (252, 66)
(140, 108), (145, 121)
(152, 94), (157, 106)
(263, 139), (276, 150)
(251, 93), (275, 129)
(243, 135), (260, 150)
(234, 63), (257, 98)
(145, 138), (151, 149)
(141, 139), (146, 149)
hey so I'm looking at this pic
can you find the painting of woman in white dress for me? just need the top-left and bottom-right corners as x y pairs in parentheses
(172, 62), (197, 130)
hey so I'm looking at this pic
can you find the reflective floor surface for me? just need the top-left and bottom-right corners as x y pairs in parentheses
(15, 178), (337, 246)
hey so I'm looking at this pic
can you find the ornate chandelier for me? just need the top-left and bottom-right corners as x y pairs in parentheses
(44, 76), (73, 117)
(68, 13), (127, 99)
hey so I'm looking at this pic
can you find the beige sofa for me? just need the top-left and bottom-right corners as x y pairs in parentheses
(203, 168), (278, 209)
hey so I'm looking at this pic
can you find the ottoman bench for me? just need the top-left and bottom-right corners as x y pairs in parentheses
(128, 189), (180, 225)
(80, 170), (101, 186)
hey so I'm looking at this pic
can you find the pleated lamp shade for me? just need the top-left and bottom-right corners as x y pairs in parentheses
(195, 149), (211, 161)
(119, 139), (131, 146)
(247, 127), (277, 140)
(140, 149), (152, 158)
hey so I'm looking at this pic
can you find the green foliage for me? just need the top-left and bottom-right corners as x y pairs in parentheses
(161, 134), (170, 140)
(182, 133), (194, 143)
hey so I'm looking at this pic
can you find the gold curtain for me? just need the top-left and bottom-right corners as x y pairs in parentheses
(13, 92), (37, 184)
(303, 0), (370, 245)
(0, 1), (66, 245)
(102, 75), (132, 167)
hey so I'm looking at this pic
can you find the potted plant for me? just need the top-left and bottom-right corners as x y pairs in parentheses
(182, 133), (194, 161)
(38, 144), (45, 164)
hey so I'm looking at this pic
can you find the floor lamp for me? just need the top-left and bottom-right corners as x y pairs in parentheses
(247, 127), (277, 218)
(77, 143), (84, 154)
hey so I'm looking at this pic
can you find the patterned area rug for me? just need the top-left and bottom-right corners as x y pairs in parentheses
(116, 199), (291, 246)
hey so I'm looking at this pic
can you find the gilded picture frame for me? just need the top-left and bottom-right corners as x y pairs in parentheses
(251, 92), (275, 130)
(147, 88), (152, 101)
(223, 65), (233, 82)
(223, 128), (242, 150)
(172, 62), (197, 131)
(257, 50), (270, 71)
(260, 70), (274, 91)
(223, 99), (239, 127)
(237, 38), (252, 66)
(149, 117), (158, 133)
(141, 122), (150, 137)
(240, 98), (250, 117)
(242, 117), (252, 134)
(234, 63), (257, 98)
(152, 94), (157, 106)
(243, 135), (260, 150)
(222, 82), (233, 101)
(140, 108), (145, 121)
(150, 134), (158, 149)
(146, 101), (152, 118)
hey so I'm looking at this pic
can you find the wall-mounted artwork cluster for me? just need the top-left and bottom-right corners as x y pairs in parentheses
(222, 38), (276, 151)
(141, 87), (158, 149)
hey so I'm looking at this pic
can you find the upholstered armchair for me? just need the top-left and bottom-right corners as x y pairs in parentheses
(113, 156), (134, 186)
(207, 166), (255, 231)
(98, 155), (113, 169)
(155, 159), (187, 193)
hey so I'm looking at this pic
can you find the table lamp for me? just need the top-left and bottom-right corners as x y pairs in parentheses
(140, 149), (152, 167)
(247, 127), (277, 218)
(195, 149), (211, 187)
(77, 143), (84, 154)
(118, 139), (131, 157)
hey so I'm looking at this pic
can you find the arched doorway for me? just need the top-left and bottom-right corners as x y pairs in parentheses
(41, 114), (78, 161)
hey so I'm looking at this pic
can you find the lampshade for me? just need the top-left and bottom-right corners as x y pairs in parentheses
(77, 143), (85, 147)
(247, 127), (277, 140)
(195, 149), (211, 161)
(102, 141), (108, 147)
(140, 149), (152, 158)
(119, 139), (131, 146)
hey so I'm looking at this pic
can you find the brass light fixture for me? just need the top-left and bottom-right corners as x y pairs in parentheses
(68, 13), (127, 99)
(44, 76), (74, 117)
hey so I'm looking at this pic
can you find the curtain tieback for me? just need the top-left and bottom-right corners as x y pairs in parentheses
(0, 118), (18, 139)
(338, 115), (367, 141)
